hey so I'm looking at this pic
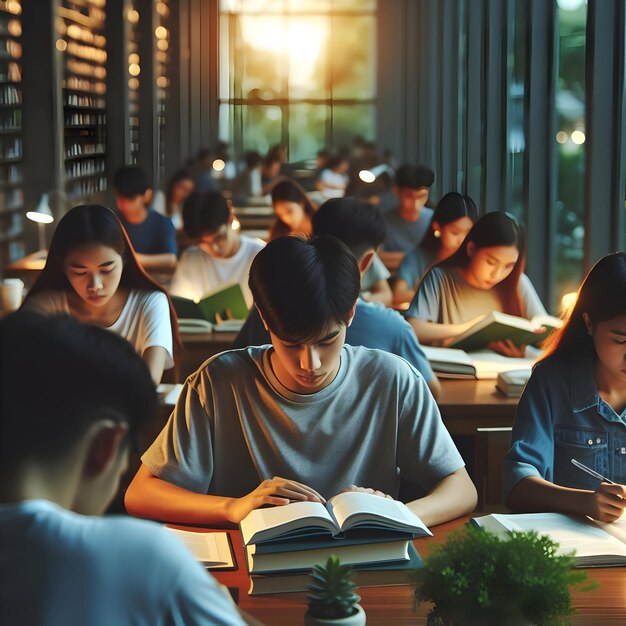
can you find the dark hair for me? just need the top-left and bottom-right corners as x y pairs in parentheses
(165, 168), (194, 216)
(312, 197), (386, 260)
(421, 192), (478, 253)
(0, 312), (157, 467)
(394, 164), (435, 190)
(113, 165), (150, 198)
(269, 178), (317, 240)
(182, 191), (231, 238)
(249, 235), (360, 343)
(435, 211), (526, 316)
(24, 205), (180, 361)
(541, 252), (626, 361)
(244, 151), (262, 169)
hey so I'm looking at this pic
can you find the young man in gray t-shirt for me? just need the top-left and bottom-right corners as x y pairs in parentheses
(126, 236), (477, 527)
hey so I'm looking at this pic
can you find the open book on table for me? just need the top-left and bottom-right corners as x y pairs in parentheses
(449, 312), (563, 353)
(240, 491), (432, 546)
(421, 345), (537, 380)
(472, 512), (626, 567)
(166, 527), (235, 570)
(170, 282), (249, 329)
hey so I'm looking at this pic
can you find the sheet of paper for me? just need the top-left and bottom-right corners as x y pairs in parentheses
(167, 528), (234, 569)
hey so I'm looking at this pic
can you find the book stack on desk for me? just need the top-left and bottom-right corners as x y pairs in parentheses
(240, 492), (429, 595)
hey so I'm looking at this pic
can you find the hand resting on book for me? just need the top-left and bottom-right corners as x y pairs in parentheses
(226, 476), (326, 523)
(487, 326), (546, 357)
(342, 485), (394, 500)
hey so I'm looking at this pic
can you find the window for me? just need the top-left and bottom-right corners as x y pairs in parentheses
(219, 0), (377, 163)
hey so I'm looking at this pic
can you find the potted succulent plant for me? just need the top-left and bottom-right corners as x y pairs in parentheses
(304, 556), (366, 626)
(412, 525), (595, 626)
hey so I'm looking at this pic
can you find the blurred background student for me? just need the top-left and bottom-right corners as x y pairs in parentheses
(393, 192), (478, 305)
(268, 178), (317, 241)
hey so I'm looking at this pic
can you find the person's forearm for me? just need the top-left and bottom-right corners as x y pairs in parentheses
(136, 252), (177, 270)
(392, 281), (414, 306)
(406, 469), (477, 526)
(408, 318), (462, 345)
(125, 466), (237, 525)
(506, 475), (592, 515)
(142, 346), (167, 384)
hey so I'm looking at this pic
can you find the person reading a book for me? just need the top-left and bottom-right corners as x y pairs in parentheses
(503, 252), (626, 522)
(113, 165), (178, 271)
(405, 211), (548, 357)
(21, 204), (178, 384)
(0, 312), (252, 626)
(125, 235), (476, 526)
(168, 191), (264, 308)
(233, 196), (441, 399)
(393, 192), (478, 305)
(268, 178), (317, 241)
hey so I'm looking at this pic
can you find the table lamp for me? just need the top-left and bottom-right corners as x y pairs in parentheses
(26, 193), (54, 254)
(358, 163), (395, 184)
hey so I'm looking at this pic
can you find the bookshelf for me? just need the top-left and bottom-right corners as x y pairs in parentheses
(58, 0), (107, 204)
(0, 0), (23, 269)
(127, 2), (140, 164)
(155, 0), (171, 183)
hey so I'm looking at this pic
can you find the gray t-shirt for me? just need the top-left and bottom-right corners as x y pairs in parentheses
(142, 345), (463, 500)
(406, 266), (547, 324)
(382, 207), (434, 253)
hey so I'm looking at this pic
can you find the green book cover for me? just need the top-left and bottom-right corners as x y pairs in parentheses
(450, 312), (562, 352)
(171, 283), (249, 323)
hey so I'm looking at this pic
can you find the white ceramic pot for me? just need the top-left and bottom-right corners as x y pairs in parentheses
(304, 604), (366, 626)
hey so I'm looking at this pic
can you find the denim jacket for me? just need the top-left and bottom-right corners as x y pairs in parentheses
(502, 353), (626, 500)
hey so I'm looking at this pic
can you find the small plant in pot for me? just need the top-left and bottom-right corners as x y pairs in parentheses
(304, 555), (366, 626)
(411, 525), (595, 626)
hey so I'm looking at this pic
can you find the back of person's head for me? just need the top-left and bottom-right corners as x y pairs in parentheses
(312, 197), (386, 260)
(249, 235), (360, 343)
(165, 168), (194, 203)
(113, 165), (150, 199)
(26, 204), (161, 296)
(421, 192), (479, 252)
(439, 211), (526, 316)
(0, 312), (157, 470)
(543, 252), (626, 360)
(182, 191), (231, 238)
(244, 151), (262, 169)
(394, 164), (435, 190)
(271, 179), (315, 216)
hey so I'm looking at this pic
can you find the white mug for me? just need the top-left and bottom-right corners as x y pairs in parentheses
(0, 278), (24, 312)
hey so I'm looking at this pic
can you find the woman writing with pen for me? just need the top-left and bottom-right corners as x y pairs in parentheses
(503, 252), (626, 522)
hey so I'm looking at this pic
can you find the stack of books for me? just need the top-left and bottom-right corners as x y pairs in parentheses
(495, 369), (532, 397)
(239, 492), (429, 595)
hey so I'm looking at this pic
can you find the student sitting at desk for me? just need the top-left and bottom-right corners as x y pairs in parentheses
(0, 313), (249, 626)
(405, 211), (547, 357)
(503, 252), (626, 522)
(393, 192), (478, 306)
(125, 235), (476, 526)
(268, 178), (317, 241)
(232, 196), (441, 399)
(168, 191), (265, 308)
(113, 165), (178, 271)
(22, 204), (177, 384)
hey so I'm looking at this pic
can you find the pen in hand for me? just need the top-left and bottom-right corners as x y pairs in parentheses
(570, 458), (616, 485)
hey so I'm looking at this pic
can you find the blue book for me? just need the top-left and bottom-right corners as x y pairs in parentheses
(248, 542), (423, 595)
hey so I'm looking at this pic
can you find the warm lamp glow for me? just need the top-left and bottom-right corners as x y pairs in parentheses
(555, 131), (568, 144)
(359, 170), (376, 183)
(571, 130), (586, 145)
(129, 63), (141, 77)
(128, 53), (140, 64)
(155, 26), (168, 40)
(27, 194), (54, 252)
(560, 291), (578, 316)
(26, 211), (53, 224)
(231, 217), (241, 232)
(56, 39), (68, 52)
(127, 9), (139, 23)
(212, 159), (225, 172)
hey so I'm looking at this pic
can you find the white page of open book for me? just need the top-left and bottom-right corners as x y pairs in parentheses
(468, 351), (537, 379)
(328, 492), (431, 534)
(166, 528), (233, 567)
(490, 513), (626, 558)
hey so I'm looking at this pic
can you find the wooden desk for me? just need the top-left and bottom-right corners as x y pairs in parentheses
(437, 378), (518, 435)
(187, 517), (626, 625)
(178, 331), (238, 380)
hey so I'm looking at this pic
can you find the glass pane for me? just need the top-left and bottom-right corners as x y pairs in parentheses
(286, 16), (328, 99)
(331, 104), (375, 150)
(329, 16), (375, 99)
(287, 104), (328, 162)
(241, 105), (282, 155)
(554, 3), (587, 309)
(329, 0), (376, 11)
(505, 0), (527, 222)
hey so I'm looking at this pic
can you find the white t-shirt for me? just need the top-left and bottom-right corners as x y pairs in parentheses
(168, 235), (265, 307)
(319, 169), (348, 199)
(24, 289), (174, 368)
(0, 500), (245, 626)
